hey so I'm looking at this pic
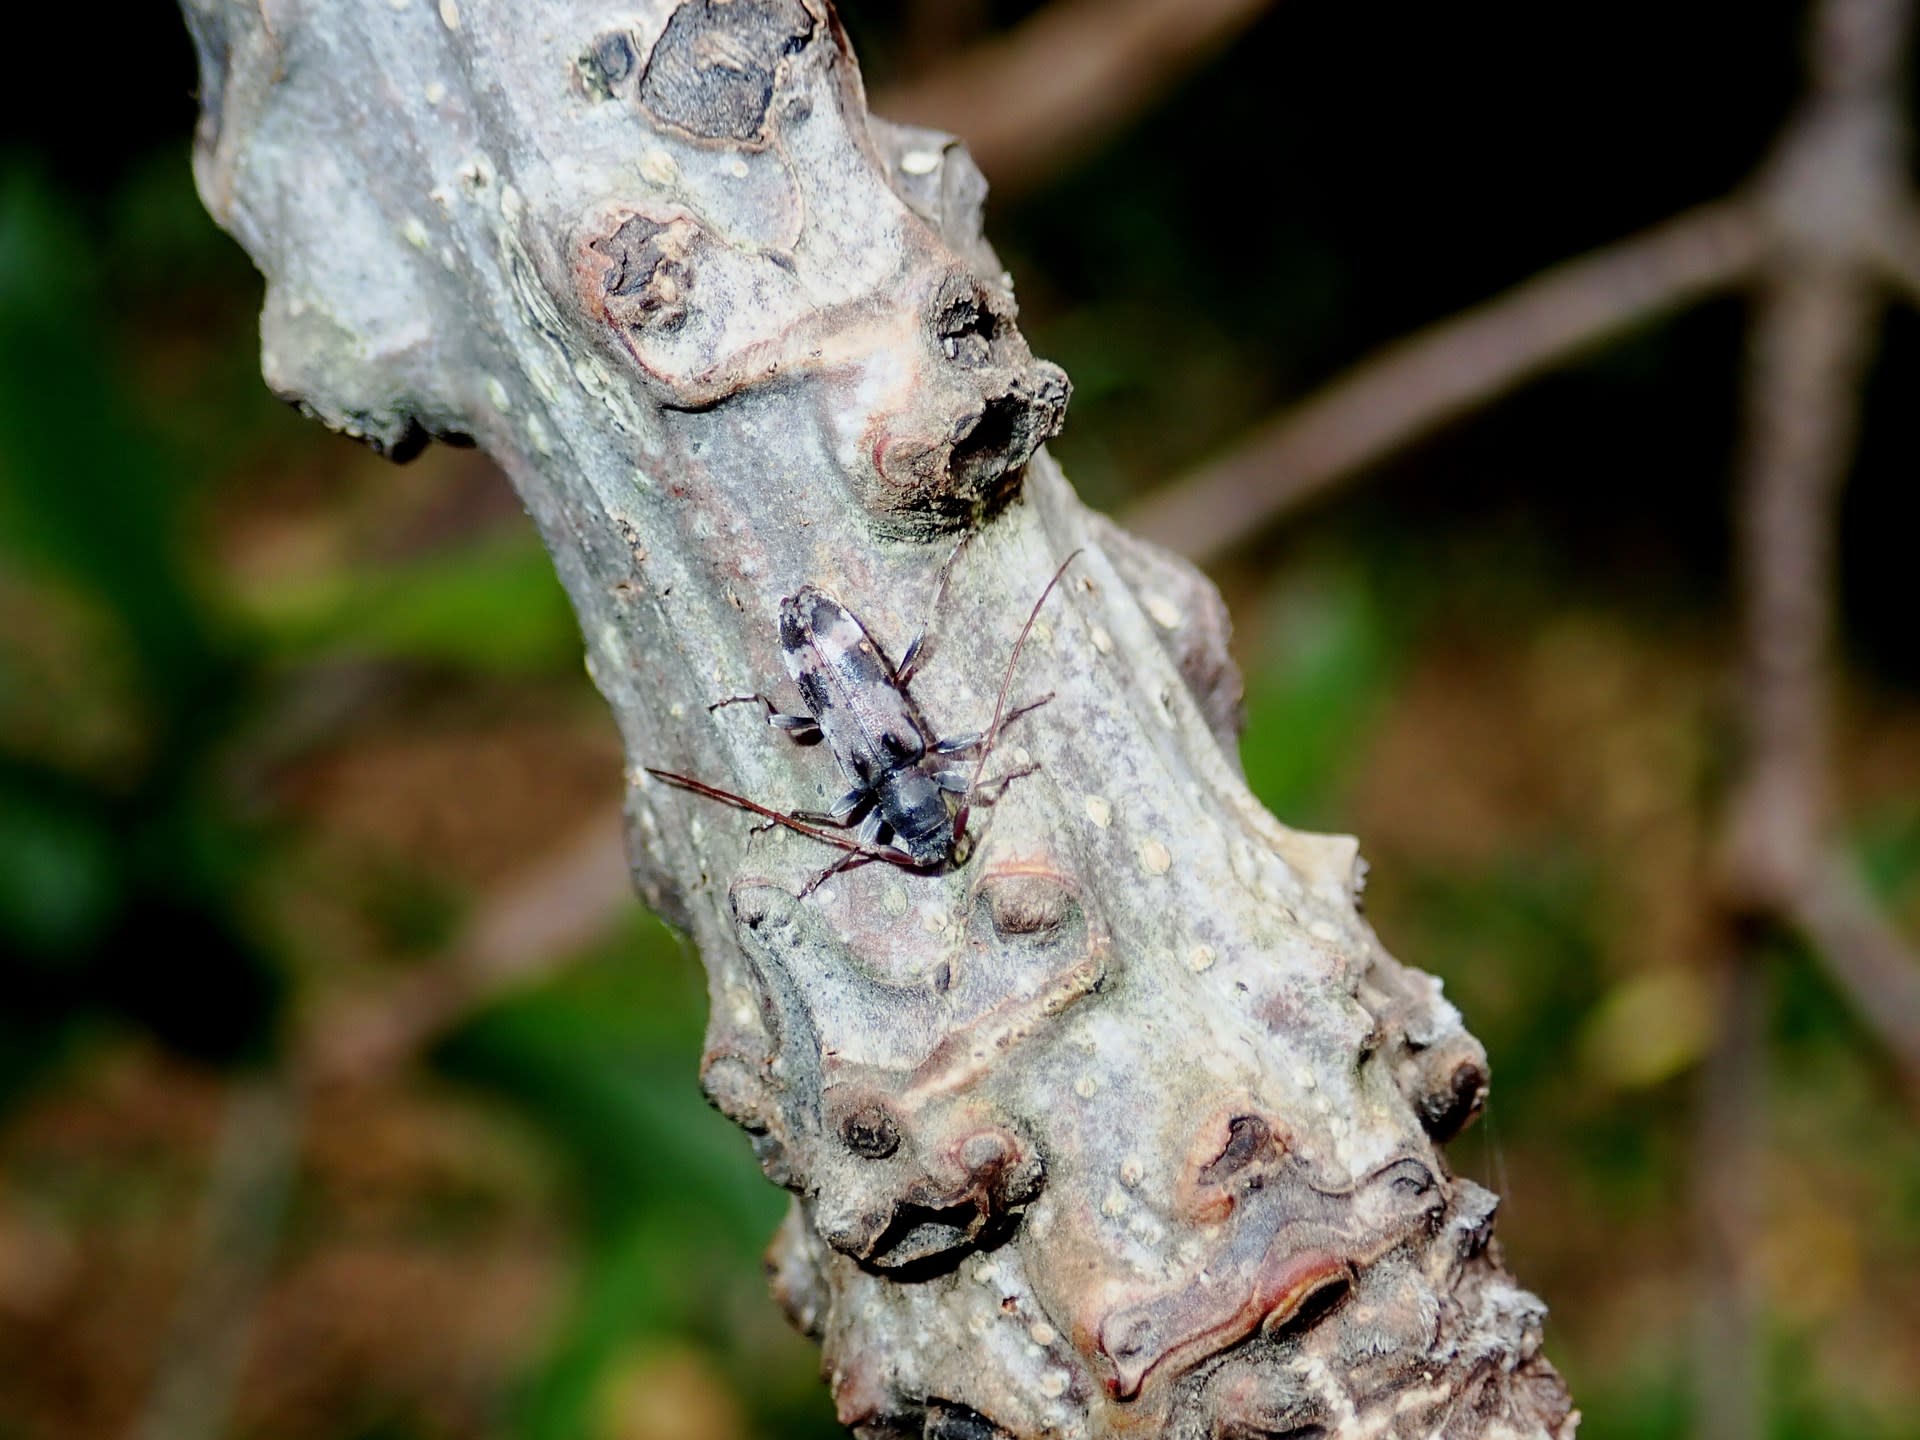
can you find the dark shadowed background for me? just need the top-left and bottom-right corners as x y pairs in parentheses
(1, 3), (1917, 1438)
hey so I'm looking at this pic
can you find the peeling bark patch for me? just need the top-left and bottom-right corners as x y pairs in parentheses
(935, 289), (998, 369)
(929, 284), (1070, 490)
(636, 0), (814, 143)
(590, 214), (695, 330)
(1094, 1157), (1444, 1405)
(858, 280), (1071, 534)
(949, 394), (1023, 492)
(1198, 1115), (1277, 1188)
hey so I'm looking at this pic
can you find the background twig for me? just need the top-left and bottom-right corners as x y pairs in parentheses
(308, 803), (634, 1085)
(131, 1075), (301, 1440)
(1123, 202), (1763, 562)
(873, 0), (1277, 198)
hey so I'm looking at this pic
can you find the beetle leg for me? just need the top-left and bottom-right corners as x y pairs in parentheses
(933, 768), (972, 793)
(969, 763), (1038, 802)
(800, 847), (874, 897)
(647, 769), (923, 877)
(709, 692), (777, 714)
(710, 693), (822, 744)
(796, 811), (897, 897)
(934, 695), (1053, 756)
(793, 787), (871, 826)
(1000, 692), (1054, 729)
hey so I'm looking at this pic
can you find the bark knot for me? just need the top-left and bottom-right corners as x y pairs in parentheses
(636, 0), (816, 144)
(589, 213), (699, 332)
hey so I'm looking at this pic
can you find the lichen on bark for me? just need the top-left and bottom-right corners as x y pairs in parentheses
(180, 1), (1578, 1434)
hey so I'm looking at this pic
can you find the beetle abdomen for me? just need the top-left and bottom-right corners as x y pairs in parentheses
(780, 587), (930, 790)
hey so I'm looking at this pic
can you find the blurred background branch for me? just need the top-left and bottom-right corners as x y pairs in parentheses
(873, 0), (1277, 198)
(1719, 0), (1920, 1100)
(306, 805), (634, 1086)
(1122, 202), (1766, 561)
(132, 1077), (301, 1440)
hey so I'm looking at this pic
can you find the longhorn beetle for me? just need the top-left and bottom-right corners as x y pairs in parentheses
(646, 545), (1080, 891)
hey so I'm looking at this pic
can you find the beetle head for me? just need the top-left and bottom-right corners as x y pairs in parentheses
(880, 769), (953, 868)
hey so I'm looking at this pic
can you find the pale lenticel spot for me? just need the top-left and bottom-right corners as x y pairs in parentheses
(1144, 592), (1183, 629)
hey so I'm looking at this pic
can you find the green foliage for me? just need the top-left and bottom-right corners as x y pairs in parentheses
(1237, 570), (1395, 826)
(0, 168), (279, 1093)
(436, 918), (837, 1440)
(0, 172), (215, 697)
(252, 533), (581, 676)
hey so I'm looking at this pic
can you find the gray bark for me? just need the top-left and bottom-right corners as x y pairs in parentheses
(180, 2), (1577, 1435)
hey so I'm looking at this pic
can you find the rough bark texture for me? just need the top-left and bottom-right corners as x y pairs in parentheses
(181, 3), (1576, 1435)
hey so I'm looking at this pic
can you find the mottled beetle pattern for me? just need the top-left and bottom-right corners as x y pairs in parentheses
(648, 548), (1078, 887)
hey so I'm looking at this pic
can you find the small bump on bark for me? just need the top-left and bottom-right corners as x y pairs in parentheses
(575, 30), (635, 100)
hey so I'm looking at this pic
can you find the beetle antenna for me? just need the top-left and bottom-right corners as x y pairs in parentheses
(952, 548), (1082, 845)
(645, 768), (921, 869)
(896, 531), (971, 686)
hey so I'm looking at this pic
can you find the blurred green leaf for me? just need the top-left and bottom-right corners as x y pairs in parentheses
(0, 165), (280, 1095)
(0, 777), (118, 957)
(437, 916), (773, 1239)
(1851, 805), (1920, 911)
(0, 167), (221, 702)
(1239, 571), (1394, 824)
(248, 534), (580, 675)
(1561, 1359), (1688, 1440)
(1577, 967), (1715, 1091)
(437, 918), (796, 1440)
(1392, 851), (1605, 1118)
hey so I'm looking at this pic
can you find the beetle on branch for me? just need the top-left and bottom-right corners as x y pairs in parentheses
(648, 550), (1078, 890)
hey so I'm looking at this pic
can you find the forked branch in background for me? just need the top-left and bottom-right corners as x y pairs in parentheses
(1129, 0), (1920, 1120)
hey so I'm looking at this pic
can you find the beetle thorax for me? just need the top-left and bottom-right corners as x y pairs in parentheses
(878, 768), (953, 866)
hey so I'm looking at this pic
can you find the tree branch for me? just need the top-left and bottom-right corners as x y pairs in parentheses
(1691, 931), (1767, 1440)
(181, 2), (1571, 1434)
(132, 1075), (300, 1440)
(1866, 200), (1920, 307)
(1125, 201), (1764, 563)
(1703, 3), (1919, 1430)
(1790, 863), (1920, 1099)
(1718, 0), (1920, 1105)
